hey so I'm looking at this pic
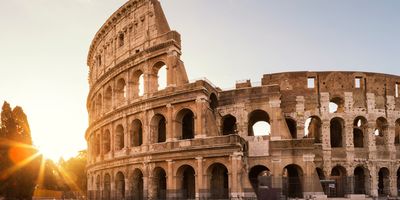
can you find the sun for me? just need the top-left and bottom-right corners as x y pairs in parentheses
(36, 144), (77, 162)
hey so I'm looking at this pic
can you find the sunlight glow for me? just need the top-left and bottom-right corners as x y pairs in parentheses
(253, 121), (271, 136)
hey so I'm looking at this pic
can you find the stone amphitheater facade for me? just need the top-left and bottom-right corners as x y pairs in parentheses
(85, 0), (400, 199)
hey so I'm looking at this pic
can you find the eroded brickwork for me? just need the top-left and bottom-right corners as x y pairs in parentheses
(85, 0), (400, 199)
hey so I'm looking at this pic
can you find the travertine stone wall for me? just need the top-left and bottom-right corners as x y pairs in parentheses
(85, 0), (400, 199)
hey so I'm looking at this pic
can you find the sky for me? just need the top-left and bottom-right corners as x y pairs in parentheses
(0, 0), (399, 160)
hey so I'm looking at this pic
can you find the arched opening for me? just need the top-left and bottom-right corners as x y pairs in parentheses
(209, 93), (218, 112)
(116, 172), (125, 199)
(395, 119), (400, 145)
(132, 70), (144, 97)
(176, 109), (195, 140)
(282, 164), (303, 198)
(103, 130), (111, 154)
(153, 167), (167, 200)
(285, 118), (297, 139)
(353, 117), (367, 148)
(118, 33), (125, 47)
(115, 125), (125, 151)
(116, 78), (126, 104)
(131, 120), (143, 147)
(153, 62), (167, 91)
(176, 165), (195, 199)
(96, 94), (102, 116)
(150, 114), (166, 143)
(96, 175), (101, 199)
(104, 173), (111, 200)
(329, 97), (344, 113)
(375, 117), (388, 146)
(330, 117), (344, 148)
(221, 115), (237, 135)
(104, 86), (112, 112)
(354, 166), (368, 194)
(304, 116), (322, 143)
(378, 167), (390, 196)
(248, 110), (270, 136)
(330, 166), (347, 197)
(248, 165), (271, 198)
(131, 169), (143, 200)
(208, 163), (229, 199)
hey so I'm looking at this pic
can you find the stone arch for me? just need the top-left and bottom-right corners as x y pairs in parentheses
(330, 117), (345, 148)
(131, 169), (144, 200)
(116, 78), (127, 104)
(378, 167), (390, 196)
(151, 167), (167, 200)
(115, 171), (125, 199)
(207, 163), (229, 199)
(221, 114), (237, 135)
(282, 164), (303, 198)
(103, 129), (111, 154)
(395, 119), (400, 145)
(104, 173), (111, 200)
(285, 117), (297, 139)
(354, 166), (370, 195)
(304, 116), (322, 143)
(96, 174), (101, 199)
(131, 119), (143, 147)
(152, 61), (167, 91)
(248, 109), (270, 136)
(375, 117), (388, 146)
(104, 86), (112, 112)
(150, 114), (166, 143)
(176, 165), (196, 199)
(115, 125), (125, 150)
(132, 70), (144, 97)
(176, 108), (195, 140)
(330, 165), (347, 197)
(209, 93), (218, 112)
(248, 165), (271, 198)
(353, 116), (367, 148)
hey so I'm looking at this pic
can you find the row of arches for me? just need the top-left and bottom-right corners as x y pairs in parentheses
(222, 109), (400, 147)
(90, 108), (196, 156)
(249, 164), (400, 198)
(91, 163), (229, 200)
(90, 61), (167, 117)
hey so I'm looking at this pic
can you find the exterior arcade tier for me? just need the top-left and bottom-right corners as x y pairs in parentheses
(85, 0), (400, 199)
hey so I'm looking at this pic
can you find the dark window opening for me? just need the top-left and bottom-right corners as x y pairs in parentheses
(330, 118), (344, 148)
(222, 115), (237, 135)
(131, 120), (143, 147)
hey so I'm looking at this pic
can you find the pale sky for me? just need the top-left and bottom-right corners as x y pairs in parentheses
(0, 0), (399, 160)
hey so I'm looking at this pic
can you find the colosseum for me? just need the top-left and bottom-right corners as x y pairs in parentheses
(85, 0), (400, 199)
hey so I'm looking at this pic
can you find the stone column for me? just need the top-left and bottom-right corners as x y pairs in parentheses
(166, 104), (175, 141)
(166, 160), (175, 199)
(196, 157), (204, 199)
(369, 166), (378, 197)
(143, 162), (149, 200)
(230, 152), (243, 200)
(390, 167), (397, 197)
(195, 97), (206, 138)
(166, 51), (178, 87)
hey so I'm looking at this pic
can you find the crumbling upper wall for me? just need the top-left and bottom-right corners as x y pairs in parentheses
(261, 71), (400, 112)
